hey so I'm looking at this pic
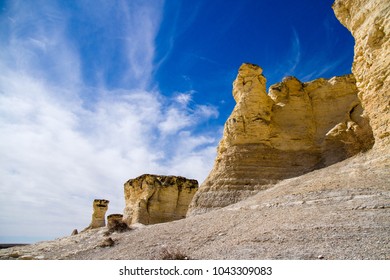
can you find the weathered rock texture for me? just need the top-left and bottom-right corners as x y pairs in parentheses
(188, 64), (374, 216)
(333, 0), (390, 148)
(123, 174), (198, 225)
(107, 214), (124, 229)
(85, 199), (109, 229)
(106, 214), (130, 234)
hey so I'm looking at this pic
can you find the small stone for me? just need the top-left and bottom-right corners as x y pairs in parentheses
(99, 237), (115, 247)
(71, 229), (78, 236)
(318, 255), (324, 259)
(8, 252), (21, 258)
(19, 255), (34, 260)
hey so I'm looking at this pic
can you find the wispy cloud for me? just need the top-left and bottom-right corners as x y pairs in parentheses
(264, 28), (303, 87)
(119, 0), (164, 88)
(299, 15), (354, 82)
(153, 1), (203, 70)
(1, 0), (81, 88)
(300, 56), (349, 81)
(267, 19), (353, 86)
(282, 28), (301, 77)
(158, 90), (218, 136)
(0, 0), (220, 242)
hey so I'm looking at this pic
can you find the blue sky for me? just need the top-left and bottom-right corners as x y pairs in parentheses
(0, 0), (354, 243)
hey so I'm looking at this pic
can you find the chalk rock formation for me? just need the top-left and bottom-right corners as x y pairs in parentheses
(333, 0), (390, 148)
(123, 174), (198, 225)
(187, 63), (373, 216)
(107, 214), (124, 229)
(86, 199), (109, 229)
(106, 214), (129, 233)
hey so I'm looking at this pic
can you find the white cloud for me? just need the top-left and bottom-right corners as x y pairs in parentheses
(0, 0), (220, 242)
(118, 0), (164, 88)
(0, 70), (220, 243)
(158, 95), (219, 136)
(174, 91), (194, 106)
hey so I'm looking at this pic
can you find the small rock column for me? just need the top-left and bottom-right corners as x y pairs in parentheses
(89, 199), (109, 228)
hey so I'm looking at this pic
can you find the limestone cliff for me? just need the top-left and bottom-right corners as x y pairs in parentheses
(187, 64), (373, 216)
(123, 174), (198, 225)
(333, 0), (390, 148)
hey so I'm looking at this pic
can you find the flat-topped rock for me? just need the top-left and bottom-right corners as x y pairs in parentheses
(123, 174), (198, 225)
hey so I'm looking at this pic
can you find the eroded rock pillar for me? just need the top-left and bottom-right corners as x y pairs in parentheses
(89, 199), (109, 229)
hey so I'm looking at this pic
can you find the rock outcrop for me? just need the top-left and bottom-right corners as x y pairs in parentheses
(85, 199), (109, 229)
(333, 0), (390, 148)
(106, 214), (129, 233)
(123, 174), (198, 225)
(107, 214), (124, 229)
(188, 64), (373, 216)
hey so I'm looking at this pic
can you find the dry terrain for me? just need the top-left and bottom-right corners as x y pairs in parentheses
(1, 149), (388, 260)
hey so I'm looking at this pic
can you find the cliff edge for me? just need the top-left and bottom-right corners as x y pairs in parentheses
(333, 0), (390, 149)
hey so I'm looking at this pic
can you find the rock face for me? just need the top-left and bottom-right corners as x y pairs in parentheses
(86, 199), (109, 229)
(333, 0), (390, 148)
(187, 64), (373, 216)
(123, 174), (198, 225)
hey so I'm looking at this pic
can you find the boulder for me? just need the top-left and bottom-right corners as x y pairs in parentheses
(107, 214), (124, 229)
(106, 214), (129, 233)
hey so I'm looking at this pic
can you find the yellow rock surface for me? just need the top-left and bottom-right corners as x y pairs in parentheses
(333, 0), (390, 148)
(188, 64), (373, 216)
(123, 174), (198, 225)
(86, 199), (109, 229)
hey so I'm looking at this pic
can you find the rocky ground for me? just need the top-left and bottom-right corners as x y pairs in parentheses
(1, 148), (388, 260)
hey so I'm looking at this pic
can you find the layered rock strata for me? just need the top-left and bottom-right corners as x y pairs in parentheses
(333, 0), (390, 148)
(188, 64), (373, 216)
(123, 174), (198, 225)
(85, 199), (109, 229)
